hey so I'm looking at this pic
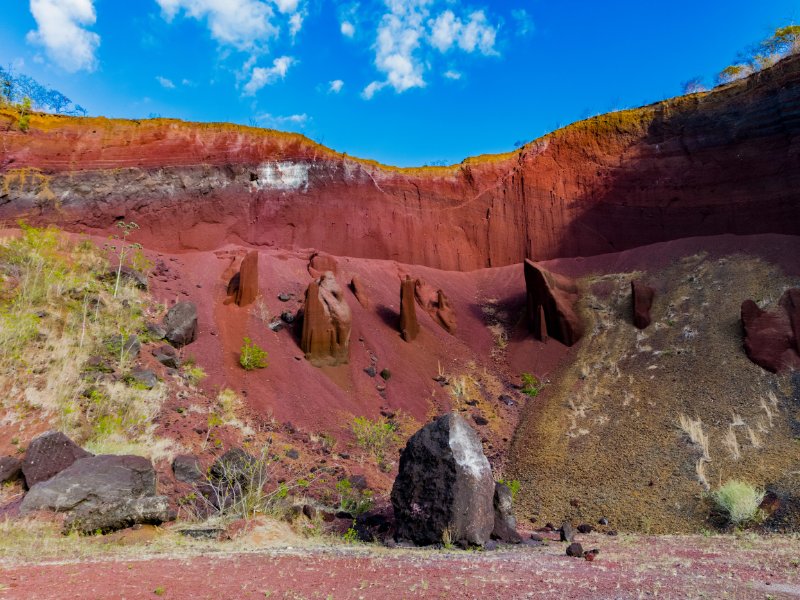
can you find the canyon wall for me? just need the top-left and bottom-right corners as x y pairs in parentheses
(2, 56), (800, 271)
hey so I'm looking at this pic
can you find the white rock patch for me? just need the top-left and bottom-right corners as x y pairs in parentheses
(252, 161), (310, 192)
(448, 415), (491, 481)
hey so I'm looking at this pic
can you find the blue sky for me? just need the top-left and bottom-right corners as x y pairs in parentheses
(1, 0), (797, 167)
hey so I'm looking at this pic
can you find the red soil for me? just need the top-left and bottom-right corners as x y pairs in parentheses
(4, 532), (798, 599)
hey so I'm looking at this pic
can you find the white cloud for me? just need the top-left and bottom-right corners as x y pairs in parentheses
(26, 0), (100, 72)
(329, 79), (344, 93)
(242, 55), (295, 95)
(444, 70), (460, 79)
(341, 21), (355, 37)
(182, 78), (197, 86)
(273, 0), (300, 13)
(288, 11), (304, 39)
(428, 9), (497, 55)
(363, 0), (499, 99)
(157, 76), (176, 88)
(12, 58), (25, 70)
(156, 0), (279, 53)
(511, 8), (533, 36)
(254, 112), (309, 131)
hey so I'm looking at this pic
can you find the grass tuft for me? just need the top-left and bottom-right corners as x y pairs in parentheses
(710, 480), (766, 526)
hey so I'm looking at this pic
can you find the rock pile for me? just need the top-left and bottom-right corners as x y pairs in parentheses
(524, 260), (583, 346)
(300, 272), (352, 366)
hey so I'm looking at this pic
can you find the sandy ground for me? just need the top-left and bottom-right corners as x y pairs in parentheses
(2, 531), (799, 599)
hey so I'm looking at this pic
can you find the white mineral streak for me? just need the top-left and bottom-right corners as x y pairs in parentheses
(253, 161), (310, 192)
(448, 415), (491, 481)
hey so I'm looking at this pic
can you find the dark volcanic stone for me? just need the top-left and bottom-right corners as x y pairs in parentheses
(493, 481), (516, 529)
(162, 301), (198, 347)
(21, 431), (92, 488)
(364, 366), (377, 377)
(172, 455), (203, 484)
(530, 534), (544, 541)
(577, 523), (594, 534)
(281, 312), (295, 323)
(285, 449), (300, 460)
(490, 515), (523, 544)
(0, 457), (22, 485)
(130, 369), (157, 389)
(64, 496), (170, 535)
(560, 521), (576, 543)
(20, 454), (157, 515)
(146, 322), (166, 340)
(566, 542), (584, 557)
(391, 414), (494, 546)
(473, 416), (489, 426)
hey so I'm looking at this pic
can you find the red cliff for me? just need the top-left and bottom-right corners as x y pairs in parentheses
(3, 56), (800, 271)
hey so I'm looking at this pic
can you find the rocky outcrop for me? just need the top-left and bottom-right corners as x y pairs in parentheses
(391, 414), (494, 546)
(152, 344), (180, 368)
(351, 275), (369, 309)
(493, 482), (516, 529)
(742, 289), (800, 374)
(105, 266), (148, 290)
(234, 251), (259, 307)
(162, 301), (198, 347)
(64, 496), (171, 535)
(20, 454), (157, 515)
(21, 430), (92, 488)
(6, 56), (800, 270)
(524, 260), (583, 346)
(414, 278), (457, 334)
(631, 279), (656, 329)
(300, 272), (352, 367)
(309, 253), (337, 278)
(399, 276), (420, 342)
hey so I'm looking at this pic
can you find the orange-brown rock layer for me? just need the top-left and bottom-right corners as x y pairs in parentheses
(399, 276), (420, 342)
(3, 56), (800, 270)
(235, 251), (259, 307)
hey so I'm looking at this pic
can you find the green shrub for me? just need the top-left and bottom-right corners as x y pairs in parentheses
(336, 479), (373, 515)
(521, 373), (548, 397)
(239, 337), (268, 370)
(498, 479), (520, 500)
(711, 480), (766, 526)
(349, 415), (399, 462)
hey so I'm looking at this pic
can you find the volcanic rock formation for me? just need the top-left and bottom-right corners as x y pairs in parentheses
(300, 272), (352, 367)
(308, 252), (337, 278)
(631, 279), (656, 329)
(235, 251), (259, 307)
(392, 414), (494, 546)
(351, 275), (369, 309)
(399, 276), (420, 342)
(524, 260), (583, 346)
(5, 56), (800, 269)
(741, 289), (800, 374)
(414, 278), (457, 334)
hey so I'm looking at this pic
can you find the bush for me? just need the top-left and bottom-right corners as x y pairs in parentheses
(350, 415), (400, 462)
(521, 373), (548, 397)
(711, 480), (766, 526)
(239, 337), (268, 370)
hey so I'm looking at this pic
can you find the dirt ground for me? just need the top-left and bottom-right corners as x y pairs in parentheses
(2, 531), (799, 599)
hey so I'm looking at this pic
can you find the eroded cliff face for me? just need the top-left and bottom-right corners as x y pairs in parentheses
(3, 55), (800, 271)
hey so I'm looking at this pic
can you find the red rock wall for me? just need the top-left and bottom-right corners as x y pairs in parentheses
(3, 55), (800, 271)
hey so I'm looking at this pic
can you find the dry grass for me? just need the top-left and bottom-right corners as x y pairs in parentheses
(722, 426), (741, 460)
(695, 459), (710, 491)
(745, 426), (762, 449)
(678, 414), (711, 461)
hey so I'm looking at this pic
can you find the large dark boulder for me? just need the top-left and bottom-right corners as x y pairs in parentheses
(19, 454), (157, 516)
(21, 431), (92, 488)
(172, 455), (203, 484)
(162, 301), (198, 347)
(490, 514), (523, 543)
(64, 496), (170, 535)
(0, 457), (22, 485)
(391, 414), (494, 546)
(210, 447), (263, 490)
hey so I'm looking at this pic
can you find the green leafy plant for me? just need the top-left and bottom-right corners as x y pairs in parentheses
(343, 521), (358, 544)
(154, 586), (165, 595)
(349, 415), (400, 462)
(498, 479), (520, 500)
(335, 479), (373, 515)
(239, 337), (268, 370)
(521, 373), (549, 397)
(710, 480), (766, 526)
(186, 367), (207, 385)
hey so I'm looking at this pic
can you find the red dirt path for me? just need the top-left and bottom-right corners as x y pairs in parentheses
(3, 533), (799, 599)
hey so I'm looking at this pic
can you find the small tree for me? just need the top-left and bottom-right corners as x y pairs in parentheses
(17, 98), (31, 131)
(104, 221), (142, 297)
